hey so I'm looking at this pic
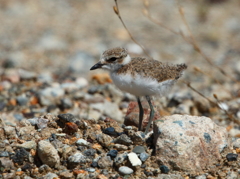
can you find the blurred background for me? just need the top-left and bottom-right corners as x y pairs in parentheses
(0, 0), (240, 127)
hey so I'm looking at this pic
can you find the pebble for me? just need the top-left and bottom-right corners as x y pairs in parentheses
(43, 172), (59, 179)
(226, 153), (238, 161)
(36, 117), (49, 129)
(0, 151), (9, 157)
(132, 146), (145, 154)
(91, 161), (98, 168)
(128, 152), (142, 166)
(160, 165), (170, 174)
(114, 134), (132, 145)
(11, 148), (29, 165)
(76, 139), (89, 146)
(86, 167), (95, 172)
(58, 113), (78, 123)
(114, 152), (128, 165)
(118, 166), (134, 175)
(0, 158), (14, 170)
(232, 138), (240, 149)
(37, 140), (60, 167)
(68, 152), (88, 168)
(15, 141), (37, 150)
(139, 152), (150, 162)
(97, 133), (113, 147)
(107, 149), (118, 158)
(103, 127), (119, 136)
(114, 144), (128, 151)
(195, 174), (207, 179)
(16, 94), (28, 106)
(98, 156), (113, 168)
(83, 149), (96, 156)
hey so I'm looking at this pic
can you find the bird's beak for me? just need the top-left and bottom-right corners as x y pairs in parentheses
(90, 61), (103, 70)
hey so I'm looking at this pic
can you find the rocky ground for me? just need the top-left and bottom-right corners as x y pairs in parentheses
(0, 0), (240, 179)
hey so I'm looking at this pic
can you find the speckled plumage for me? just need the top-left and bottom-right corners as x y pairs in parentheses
(116, 57), (187, 83)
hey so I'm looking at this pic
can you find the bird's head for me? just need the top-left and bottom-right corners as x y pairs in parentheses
(90, 47), (131, 71)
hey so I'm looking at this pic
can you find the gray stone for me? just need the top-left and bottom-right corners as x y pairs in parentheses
(43, 172), (59, 179)
(18, 69), (37, 80)
(36, 117), (49, 129)
(128, 152), (142, 166)
(233, 138), (240, 149)
(97, 133), (113, 147)
(68, 152), (88, 169)
(114, 152), (128, 165)
(154, 115), (231, 174)
(132, 146), (145, 154)
(114, 134), (132, 145)
(139, 152), (149, 162)
(118, 166), (134, 175)
(98, 156), (113, 168)
(3, 126), (17, 138)
(0, 151), (9, 157)
(38, 140), (60, 167)
(0, 158), (14, 170)
(16, 94), (28, 106)
(86, 167), (95, 172)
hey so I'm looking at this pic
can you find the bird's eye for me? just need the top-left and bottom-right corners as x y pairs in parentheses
(108, 57), (118, 62)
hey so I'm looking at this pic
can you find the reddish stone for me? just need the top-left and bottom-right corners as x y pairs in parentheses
(124, 101), (160, 131)
(64, 122), (78, 134)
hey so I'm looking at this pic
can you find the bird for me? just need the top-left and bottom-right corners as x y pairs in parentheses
(90, 47), (187, 134)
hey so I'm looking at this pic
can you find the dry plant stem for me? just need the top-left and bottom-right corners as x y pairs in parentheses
(213, 94), (240, 125)
(114, 0), (151, 58)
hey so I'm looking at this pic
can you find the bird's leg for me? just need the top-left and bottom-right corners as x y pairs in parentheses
(145, 95), (155, 134)
(137, 97), (144, 131)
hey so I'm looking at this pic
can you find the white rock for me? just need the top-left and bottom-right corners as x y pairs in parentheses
(38, 140), (60, 167)
(127, 152), (142, 166)
(119, 166), (134, 175)
(76, 139), (89, 146)
(154, 115), (230, 174)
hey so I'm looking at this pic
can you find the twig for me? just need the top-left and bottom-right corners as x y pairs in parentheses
(113, 0), (151, 58)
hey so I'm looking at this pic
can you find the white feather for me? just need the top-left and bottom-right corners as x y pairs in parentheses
(110, 72), (175, 97)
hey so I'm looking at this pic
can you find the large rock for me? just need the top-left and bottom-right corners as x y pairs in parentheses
(153, 115), (230, 174)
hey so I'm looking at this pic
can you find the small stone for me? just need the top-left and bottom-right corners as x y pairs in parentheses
(97, 133), (113, 147)
(139, 152), (149, 162)
(36, 117), (49, 129)
(107, 150), (118, 158)
(132, 146), (145, 154)
(0, 158), (14, 170)
(114, 134), (132, 145)
(98, 156), (113, 168)
(58, 113), (77, 123)
(38, 140), (60, 167)
(114, 152), (128, 165)
(128, 152), (142, 166)
(86, 168), (95, 172)
(59, 170), (74, 179)
(226, 153), (238, 161)
(43, 172), (59, 179)
(114, 144), (128, 151)
(68, 152), (88, 169)
(64, 122), (78, 134)
(103, 127), (118, 136)
(83, 149), (96, 156)
(233, 138), (240, 149)
(118, 166), (134, 175)
(195, 174), (207, 179)
(76, 139), (89, 146)
(91, 161), (98, 168)
(16, 95), (28, 106)
(0, 151), (9, 157)
(11, 148), (29, 165)
(15, 141), (37, 150)
(160, 165), (170, 174)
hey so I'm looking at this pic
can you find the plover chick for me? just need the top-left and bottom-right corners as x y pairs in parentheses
(90, 47), (187, 134)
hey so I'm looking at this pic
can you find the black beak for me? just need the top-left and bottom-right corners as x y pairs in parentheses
(90, 62), (103, 70)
